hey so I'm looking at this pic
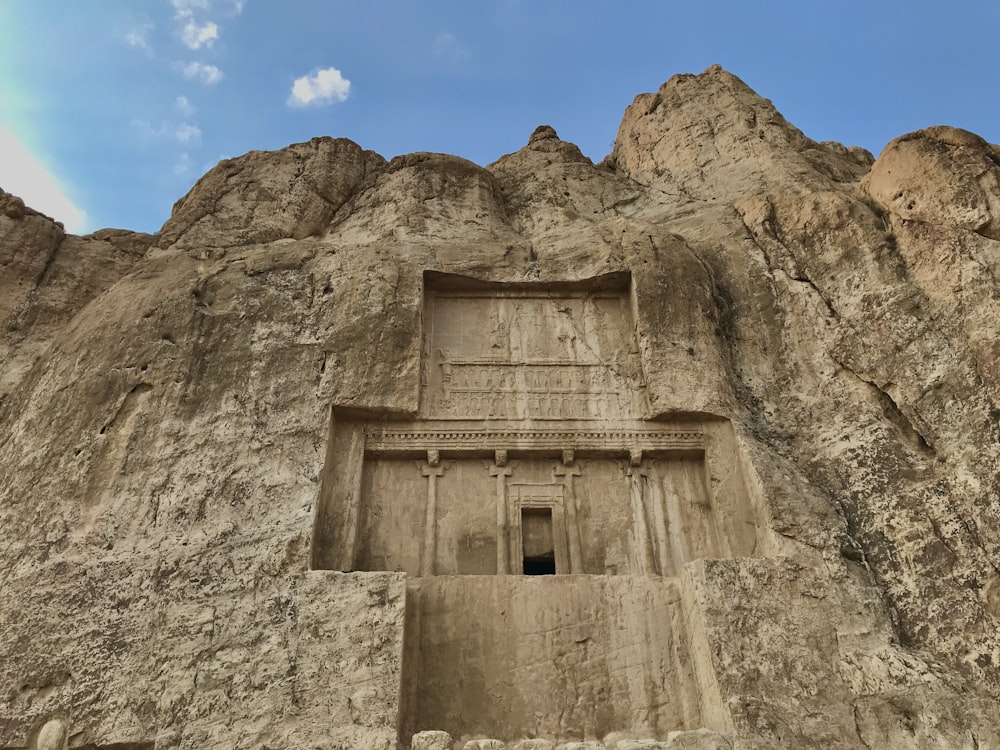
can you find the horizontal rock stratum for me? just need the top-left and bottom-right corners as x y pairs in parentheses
(2, 65), (1000, 749)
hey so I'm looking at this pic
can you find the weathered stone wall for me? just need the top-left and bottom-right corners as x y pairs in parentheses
(400, 576), (712, 745)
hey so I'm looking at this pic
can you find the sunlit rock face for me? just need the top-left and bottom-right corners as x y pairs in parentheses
(2, 65), (1000, 749)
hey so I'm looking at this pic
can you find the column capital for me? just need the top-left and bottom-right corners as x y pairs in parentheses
(421, 466), (446, 478)
(553, 463), (581, 479)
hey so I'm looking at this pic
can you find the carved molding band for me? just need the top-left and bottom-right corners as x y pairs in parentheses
(363, 420), (704, 454)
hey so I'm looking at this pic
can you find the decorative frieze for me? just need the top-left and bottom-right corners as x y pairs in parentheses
(363, 420), (705, 454)
(421, 287), (648, 420)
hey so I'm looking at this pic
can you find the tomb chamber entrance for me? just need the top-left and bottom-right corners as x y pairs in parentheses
(311, 273), (760, 744)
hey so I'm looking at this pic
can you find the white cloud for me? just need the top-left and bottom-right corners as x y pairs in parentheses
(125, 22), (155, 55)
(175, 96), (196, 116)
(174, 123), (202, 145)
(233, 0), (246, 13)
(171, 0), (210, 20)
(132, 118), (201, 147)
(178, 61), (223, 85)
(181, 20), (218, 49)
(287, 67), (351, 108)
(131, 118), (167, 140)
(174, 152), (192, 176)
(169, 0), (219, 50)
(0, 127), (87, 234)
(433, 32), (470, 61)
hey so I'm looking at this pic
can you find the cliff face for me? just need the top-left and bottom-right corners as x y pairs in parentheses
(2, 65), (1000, 749)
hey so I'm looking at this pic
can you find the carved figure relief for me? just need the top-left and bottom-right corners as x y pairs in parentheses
(421, 288), (648, 420)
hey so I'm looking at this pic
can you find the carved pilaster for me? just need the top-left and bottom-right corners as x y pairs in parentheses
(419, 452), (447, 577)
(627, 456), (657, 575)
(489, 450), (514, 575)
(553, 452), (583, 574)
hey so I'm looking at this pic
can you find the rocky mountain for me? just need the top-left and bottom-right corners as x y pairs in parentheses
(2, 65), (999, 749)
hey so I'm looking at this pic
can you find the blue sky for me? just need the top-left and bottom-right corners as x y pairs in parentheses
(1, 1), (999, 235)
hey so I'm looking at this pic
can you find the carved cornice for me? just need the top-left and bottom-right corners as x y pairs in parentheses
(362, 420), (704, 454)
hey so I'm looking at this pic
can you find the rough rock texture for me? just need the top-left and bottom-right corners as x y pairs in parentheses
(400, 577), (702, 743)
(413, 731), (454, 750)
(0, 191), (154, 401)
(156, 137), (386, 253)
(3, 64), (1000, 748)
(664, 730), (731, 750)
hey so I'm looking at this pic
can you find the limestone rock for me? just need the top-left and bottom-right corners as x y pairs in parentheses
(510, 741), (555, 750)
(665, 729), (731, 749)
(465, 741), (506, 750)
(34, 719), (67, 750)
(611, 64), (871, 205)
(488, 126), (642, 251)
(0, 193), (153, 401)
(862, 125), (1000, 239)
(157, 136), (386, 253)
(329, 150), (518, 247)
(3, 65), (1000, 750)
(412, 730), (454, 750)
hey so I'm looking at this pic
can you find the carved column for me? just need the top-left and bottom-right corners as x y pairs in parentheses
(627, 449), (657, 575)
(553, 449), (584, 574)
(420, 450), (446, 577)
(489, 450), (513, 575)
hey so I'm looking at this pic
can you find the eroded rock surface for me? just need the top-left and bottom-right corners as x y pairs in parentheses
(2, 65), (1000, 749)
(0, 192), (154, 402)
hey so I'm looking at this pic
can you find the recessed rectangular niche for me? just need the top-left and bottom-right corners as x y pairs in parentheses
(420, 273), (648, 421)
(311, 273), (761, 575)
(314, 436), (758, 576)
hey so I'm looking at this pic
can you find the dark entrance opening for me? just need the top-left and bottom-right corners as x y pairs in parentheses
(521, 507), (556, 575)
(523, 554), (556, 575)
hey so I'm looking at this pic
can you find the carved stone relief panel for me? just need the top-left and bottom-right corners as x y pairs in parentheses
(312, 275), (761, 576)
(421, 286), (648, 420)
(355, 456), (497, 576)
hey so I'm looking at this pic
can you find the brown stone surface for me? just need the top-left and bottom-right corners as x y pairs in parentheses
(0, 225), (153, 402)
(2, 65), (1000, 748)
(400, 576), (706, 745)
(0, 191), (156, 403)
